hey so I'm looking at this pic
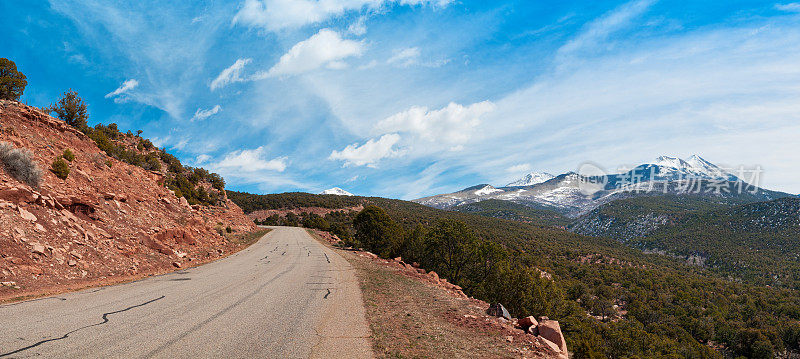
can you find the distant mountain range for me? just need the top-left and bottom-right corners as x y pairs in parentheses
(320, 187), (354, 196)
(414, 155), (792, 217)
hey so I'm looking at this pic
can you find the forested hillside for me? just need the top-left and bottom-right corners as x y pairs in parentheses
(452, 199), (571, 228)
(230, 191), (800, 358)
(629, 197), (800, 288)
(569, 195), (734, 240)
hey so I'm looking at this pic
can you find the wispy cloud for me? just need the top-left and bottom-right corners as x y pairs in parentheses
(387, 47), (420, 67)
(775, 2), (800, 12)
(210, 58), (252, 90)
(557, 0), (655, 62)
(191, 105), (221, 121)
(47, 1), (232, 119)
(348, 16), (368, 36)
(104, 79), (138, 100)
(232, 0), (453, 32)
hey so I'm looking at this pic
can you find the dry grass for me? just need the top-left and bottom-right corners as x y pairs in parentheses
(340, 250), (545, 359)
(0, 141), (41, 187)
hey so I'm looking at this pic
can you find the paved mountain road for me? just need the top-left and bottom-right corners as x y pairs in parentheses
(0, 227), (373, 358)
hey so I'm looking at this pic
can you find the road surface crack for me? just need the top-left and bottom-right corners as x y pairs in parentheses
(0, 296), (165, 357)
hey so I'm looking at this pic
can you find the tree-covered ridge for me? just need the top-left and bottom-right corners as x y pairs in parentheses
(569, 195), (736, 240)
(229, 191), (800, 358)
(569, 194), (800, 289)
(226, 190), (364, 212)
(452, 199), (571, 228)
(630, 197), (800, 289)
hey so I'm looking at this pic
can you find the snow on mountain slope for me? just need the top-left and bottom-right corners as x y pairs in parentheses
(321, 187), (354, 196)
(474, 185), (503, 196)
(413, 155), (788, 217)
(506, 172), (555, 187)
(646, 155), (736, 181)
(685, 155), (737, 180)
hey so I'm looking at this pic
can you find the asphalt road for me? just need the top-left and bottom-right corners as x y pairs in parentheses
(0, 227), (373, 358)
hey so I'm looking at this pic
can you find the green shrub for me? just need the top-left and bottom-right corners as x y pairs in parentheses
(209, 172), (225, 190)
(353, 205), (403, 258)
(0, 58), (27, 101)
(143, 152), (162, 171)
(48, 89), (88, 131)
(225, 226), (232, 233)
(0, 142), (41, 187)
(62, 149), (75, 162)
(160, 151), (183, 173)
(51, 157), (70, 180)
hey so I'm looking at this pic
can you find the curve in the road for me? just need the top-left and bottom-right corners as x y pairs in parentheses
(0, 227), (373, 358)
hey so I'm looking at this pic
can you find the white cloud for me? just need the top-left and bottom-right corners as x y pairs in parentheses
(387, 47), (420, 67)
(214, 147), (288, 172)
(255, 29), (363, 78)
(210, 58), (252, 90)
(386, 47), (449, 68)
(557, 0), (654, 61)
(191, 105), (221, 121)
(375, 101), (495, 146)
(232, 0), (452, 32)
(104, 79), (139, 100)
(507, 164), (531, 173)
(329, 133), (402, 167)
(776, 3), (800, 12)
(348, 16), (367, 35)
(196, 154), (212, 164)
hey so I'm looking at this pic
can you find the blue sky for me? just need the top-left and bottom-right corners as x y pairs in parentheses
(3, 0), (800, 198)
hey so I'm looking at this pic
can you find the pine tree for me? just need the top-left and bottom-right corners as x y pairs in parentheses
(0, 58), (27, 101)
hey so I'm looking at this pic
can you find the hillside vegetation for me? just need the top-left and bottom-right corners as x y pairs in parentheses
(230, 191), (800, 358)
(453, 199), (571, 228)
(570, 195), (800, 289)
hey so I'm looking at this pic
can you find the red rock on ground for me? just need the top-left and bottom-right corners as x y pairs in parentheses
(519, 315), (538, 329)
(538, 319), (568, 355)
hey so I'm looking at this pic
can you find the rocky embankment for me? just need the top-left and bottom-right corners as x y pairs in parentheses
(0, 100), (256, 301)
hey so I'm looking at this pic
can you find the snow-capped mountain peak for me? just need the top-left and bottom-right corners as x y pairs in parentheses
(651, 156), (691, 170)
(647, 155), (734, 181)
(506, 172), (555, 187)
(320, 187), (354, 196)
(685, 155), (731, 178)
